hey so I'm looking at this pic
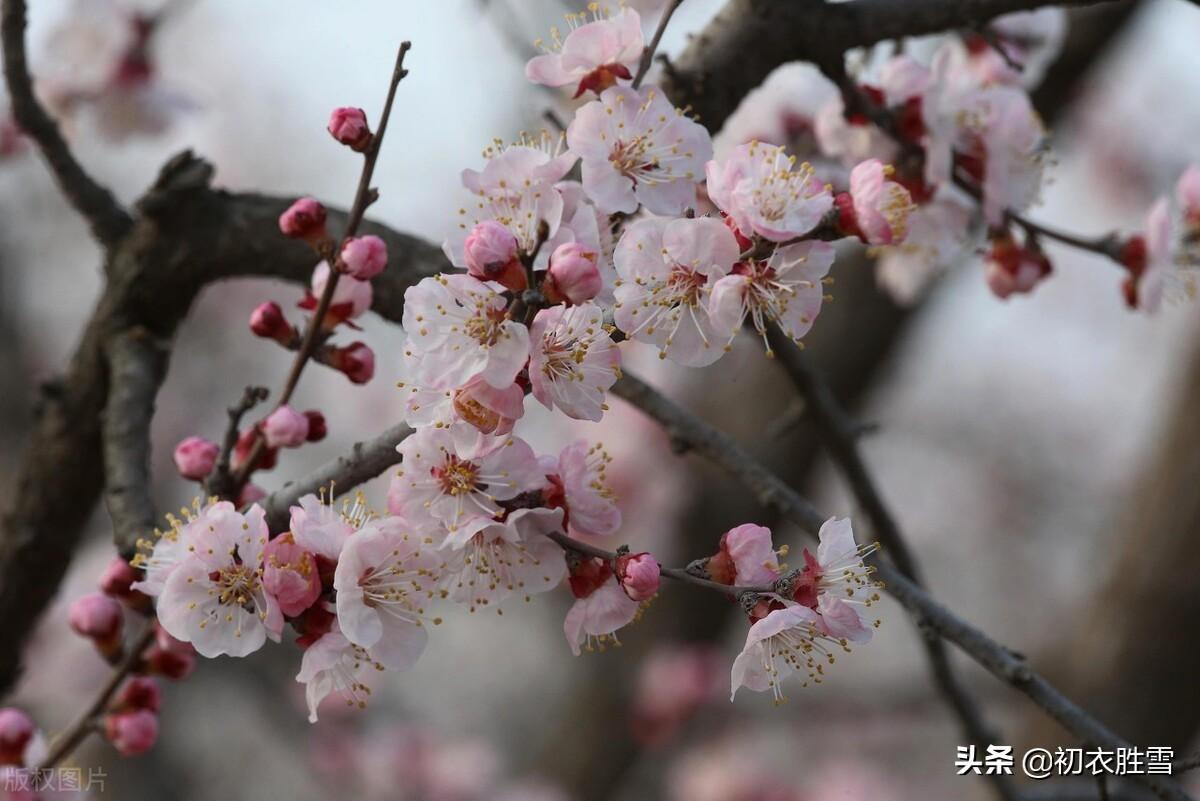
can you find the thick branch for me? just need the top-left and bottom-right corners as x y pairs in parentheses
(0, 0), (133, 247)
(662, 0), (1126, 132)
(610, 372), (1192, 801)
(261, 422), (414, 533)
(102, 329), (170, 558)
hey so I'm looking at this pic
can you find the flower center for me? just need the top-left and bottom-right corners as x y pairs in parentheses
(215, 564), (260, 608)
(432, 455), (481, 496)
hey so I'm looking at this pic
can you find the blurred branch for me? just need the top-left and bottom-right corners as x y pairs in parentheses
(0, 0), (133, 247)
(102, 329), (170, 559)
(632, 0), (684, 89)
(611, 371), (1193, 801)
(261, 422), (414, 533)
(663, 0), (1127, 132)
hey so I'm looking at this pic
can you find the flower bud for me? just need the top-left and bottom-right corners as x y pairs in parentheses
(233, 427), (277, 473)
(145, 625), (195, 680)
(262, 406), (310, 449)
(983, 233), (1052, 300)
(615, 552), (660, 602)
(237, 483), (267, 507)
(0, 708), (35, 766)
(68, 592), (123, 656)
(172, 436), (218, 482)
(279, 197), (329, 248)
(304, 410), (327, 442)
(543, 242), (602, 305)
(104, 709), (158, 757)
(99, 557), (147, 606)
(340, 235), (388, 280)
(114, 677), (161, 714)
(464, 221), (527, 292)
(327, 106), (372, 151)
(327, 341), (375, 385)
(262, 535), (322, 618)
(249, 301), (295, 345)
(304, 262), (373, 329)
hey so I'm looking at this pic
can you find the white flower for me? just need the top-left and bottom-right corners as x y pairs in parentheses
(613, 216), (740, 366)
(529, 302), (622, 422)
(525, 5), (643, 97)
(705, 141), (833, 242)
(874, 188), (976, 304)
(402, 274), (531, 391)
(551, 440), (621, 539)
(564, 560), (642, 655)
(155, 504), (283, 658)
(296, 625), (387, 723)
(729, 604), (848, 702)
(567, 85), (711, 215)
(131, 498), (236, 597)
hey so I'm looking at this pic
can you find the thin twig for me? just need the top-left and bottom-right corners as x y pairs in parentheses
(205, 385), (270, 499)
(0, 0), (133, 247)
(36, 624), (156, 770)
(610, 371), (1193, 801)
(632, 0), (684, 89)
(230, 42), (413, 490)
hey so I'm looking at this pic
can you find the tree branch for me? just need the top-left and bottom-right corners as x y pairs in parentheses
(610, 372), (1192, 801)
(0, 0), (133, 247)
(102, 329), (170, 559)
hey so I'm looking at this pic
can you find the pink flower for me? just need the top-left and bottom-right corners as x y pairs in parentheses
(99, 556), (141, 601)
(730, 604), (848, 701)
(68, 592), (123, 653)
(289, 493), (358, 563)
(452, 375), (526, 436)
(525, 6), (643, 97)
(444, 136), (576, 270)
(306, 261), (373, 327)
(970, 87), (1047, 226)
(262, 534), (322, 618)
(296, 626), (389, 722)
(814, 95), (898, 167)
(249, 301), (295, 344)
(0, 709), (35, 765)
(783, 517), (880, 643)
(567, 85), (711, 215)
(968, 9), (1066, 87)
(878, 55), (931, 107)
(333, 516), (442, 669)
(391, 425), (544, 533)
(529, 303), (621, 422)
(155, 503), (283, 658)
(713, 63), (838, 158)
(279, 197), (328, 246)
(172, 435), (218, 481)
(262, 405), (310, 448)
(327, 106), (371, 151)
(874, 188), (975, 304)
(327, 341), (376, 385)
(144, 624), (196, 679)
(1176, 164), (1200, 223)
(114, 677), (161, 713)
(615, 552), (659, 601)
(104, 709), (158, 756)
(463, 220), (525, 291)
(548, 440), (621, 539)
(982, 233), (1052, 300)
(630, 645), (721, 746)
(402, 274), (530, 391)
(1129, 197), (1200, 312)
(708, 240), (834, 354)
(705, 523), (783, 587)
(340, 235), (388, 280)
(131, 499), (234, 597)
(436, 507), (567, 612)
(564, 557), (641, 655)
(543, 242), (603, 304)
(613, 216), (739, 366)
(238, 483), (267, 506)
(844, 159), (915, 245)
(705, 141), (833, 242)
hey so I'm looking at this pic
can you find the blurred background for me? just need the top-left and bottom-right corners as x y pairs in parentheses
(3, 0), (1200, 799)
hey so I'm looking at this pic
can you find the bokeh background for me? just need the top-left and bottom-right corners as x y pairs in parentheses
(2, 0), (1200, 799)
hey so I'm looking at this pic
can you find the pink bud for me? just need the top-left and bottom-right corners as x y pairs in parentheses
(172, 436), (219, 481)
(306, 262), (373, 328)
(249, 301), (295, 344)
(104, 709), (158, 757)
(0, 709), (35, 766)
(340, 235), (388, 280)
(99, 556), (140, 600)
(262, 535), (322, 618)
(68, 592), (123, 653)
(234, 427), (277, 473)
(452, 376), (525, 436)
(329, 341), (375, 384)
(114, 677), (161, 714)
(464, 221), (520, 280)
(544, 242), (602, 305)
(262, 406), (310, 449)
(237, 483), (267, 507)
(304, 410), (327, 442)
(145, 625), (195, 680)
(327, 106), (372, 151)
(615, 552), (660, 602)
(279, 197), (328, 247)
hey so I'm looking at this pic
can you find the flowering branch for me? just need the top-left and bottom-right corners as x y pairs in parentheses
(0, 0), (133, 247)
(229, 42), (413, 490)
(204, 385), (270, 500)
(610, 371), (1192, 801)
